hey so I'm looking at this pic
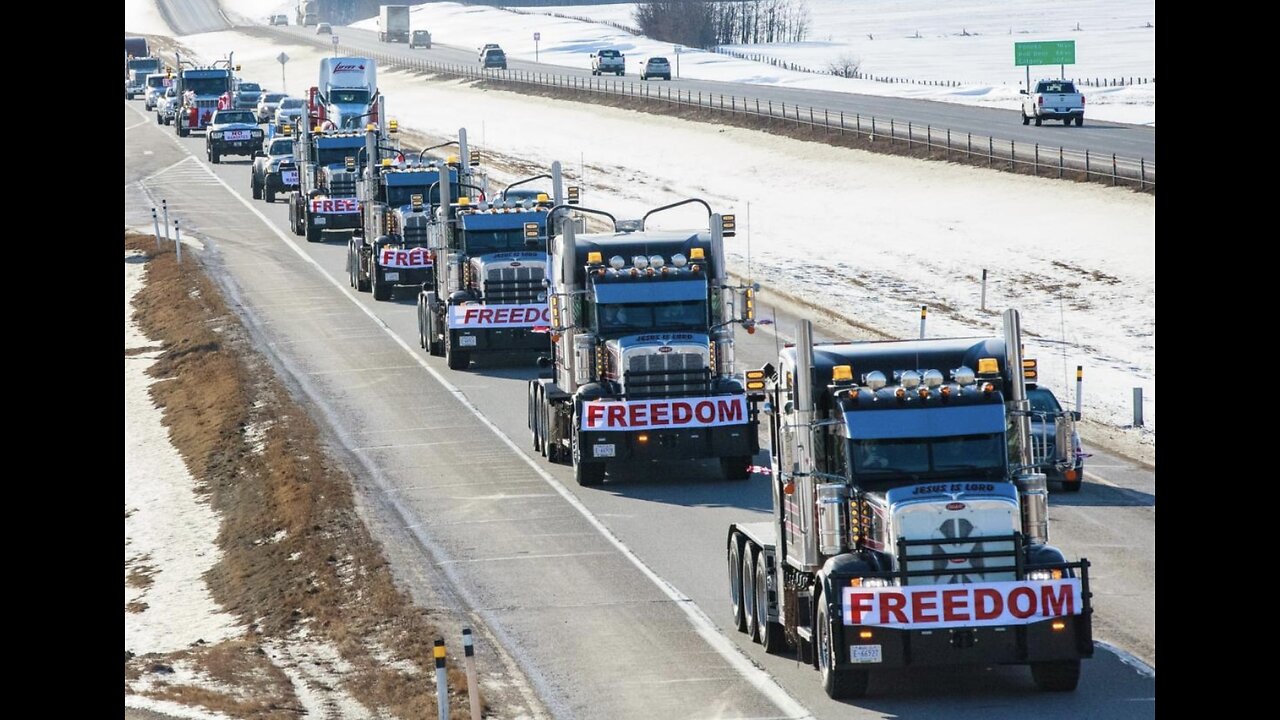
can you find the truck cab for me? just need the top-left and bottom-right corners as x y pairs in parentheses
(173, 58), (236, 137)
(125, 57), (161, 98)
(315, 57), (378, 130)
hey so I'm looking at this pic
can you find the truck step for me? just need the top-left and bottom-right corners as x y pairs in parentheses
(796, 626), (812, 642)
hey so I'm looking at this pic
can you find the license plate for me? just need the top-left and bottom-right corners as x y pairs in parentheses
(593, 443), (616, 458)
(224, 130), (251, 141)
(459, 335), (477, 347)
(282, 171), (298, 185)
(850, 645), (882, 664)
(314, 216), (326, 225)
(383, 271), (399, 281)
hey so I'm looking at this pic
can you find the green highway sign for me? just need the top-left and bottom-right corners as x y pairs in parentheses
(1015, 41), (1075, 66)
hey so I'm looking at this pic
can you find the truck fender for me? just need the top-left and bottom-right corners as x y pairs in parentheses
(816, 553), (886, 667)
(1026, 543), (1071, 576)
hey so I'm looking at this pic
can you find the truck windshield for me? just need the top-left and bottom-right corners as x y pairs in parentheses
(214, 111), (256, 124)
(239, 83), (261, 93)
(268, 139), (294, 156)
(317, 147), (363, 166)
(184, 76), (230, 95)
(129, 59), (159, 71)
(465, 229), (540, 254)
(330, 89), (370, 105)
(597, 301), (707, 334)
(850, 433), (1005, 487)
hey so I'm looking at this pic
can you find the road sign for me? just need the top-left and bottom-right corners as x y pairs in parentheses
(277, 52), (289, 65)
(534, 32), (541, 41)
(1015, 40), (1075, 66)
(332, 34), (340, 46)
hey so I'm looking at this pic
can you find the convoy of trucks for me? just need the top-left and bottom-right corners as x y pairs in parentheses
(378, 5), (411, 43)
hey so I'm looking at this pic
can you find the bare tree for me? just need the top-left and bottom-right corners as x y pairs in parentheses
(828, 53), (861, 78)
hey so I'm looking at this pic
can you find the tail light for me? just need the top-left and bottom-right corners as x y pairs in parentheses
(1038, 96), (1044, 106)
(1081, 95), (1086, 106)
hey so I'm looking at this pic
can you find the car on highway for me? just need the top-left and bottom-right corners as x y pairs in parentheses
(410, 30), (432, 49)
(316, 22), (332, 35)
(143, 74), (169, 110)
(233, 81), (264, 111)
(640, 57), (671, 81)
(1027, 385), (1085, 492)
(206, 109), (264, 164)
(256, 92), (288, 122)
(590, 49), (625, 76)
(251, 136), (298, 203)
(481, 47), (507, 70)
(269, 14), (288, 26)
(273, 97), (305, 133)
(1022, 79), (1085, 127)
(155, 86), (178, 125)
(478, 43), (500, 61)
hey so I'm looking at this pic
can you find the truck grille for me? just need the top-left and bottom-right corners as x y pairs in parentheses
(898, 532), (1019, 586)
(484, 266), (545, 304)
(327, 170), (357, 197)
(402, 215), (429, 246)
(624, 352), (711, 399)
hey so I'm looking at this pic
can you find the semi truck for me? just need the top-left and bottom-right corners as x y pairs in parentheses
(527, 200), (759, 486)
(418, 158), (562, 369)
(297, 0), (318, 27)
(171, 53), (237, 137)
(310, 57), (379, 130)
(125, 56), (161, 98)
(288, 115), (371, 243)
(378, 4), (411, 43)
(726, 311), (1093, 698)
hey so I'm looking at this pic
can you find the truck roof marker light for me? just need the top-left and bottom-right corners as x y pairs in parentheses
(366, 123), (377, 132)
(389, 119), (399, 133)
(609, 255), (626, 269)
(900, 370), (922, 389)
(918, 387), (930, 399)
(849, 578), (863, 587)
(940, 386), (952, 398)
(632, 255), (649, 269)
(381, 158), (393, 167)
(689, 247), (705, 260)
(691, 264), (702, 274)
(832, 365), (853, 384)
(536, 193), (550, 203)
(587, 251), (603, 265)
(630, 268), (639, 277)
(447, 154), (460, 165)
(671, 253), (688, 268)
(649, 255), (665, 268)
(895, 387), (906, 400)
(977, 358), (999, 375)
(864, 370), (887, 390)
(457, 196), (470, 206)
(952, 366), (976, 385)
(923, 369), (944, 388)
(637, 434), (649, 443)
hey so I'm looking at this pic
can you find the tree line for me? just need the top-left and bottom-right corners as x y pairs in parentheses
(634, 0), (811, 49)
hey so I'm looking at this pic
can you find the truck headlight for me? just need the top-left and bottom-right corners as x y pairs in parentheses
(252, 130), (263, 137)
(1026, 569), (1063, 581)
(210, 132), (223, 139)
(858, 577), (895, 588)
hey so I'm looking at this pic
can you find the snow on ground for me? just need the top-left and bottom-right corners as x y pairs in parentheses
(342, 2), (1154, 126)
(176, 30), (1155, 433)
(125, 250), (242, 656)
(128, 661), (239, 720)
(124, 0), (173, 35)
(263, 636), (374, 720)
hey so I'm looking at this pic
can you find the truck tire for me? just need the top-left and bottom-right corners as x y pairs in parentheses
(349, 246), (358, 289)
(728, 533), (747, 632)
(178, 125), (189, 137)
(356, 252), (371, 292)
(1034, 117), (1042, 127)
(721, 455), (751, 481)
(251, 177), (262, 199)
(571, 433), (605, 486)
(426, 308), (443, 356)
(742, 547), (759, 641)
(156, 112), (162, 125)
(1022, 112), (1029, 125)
(372, 268), (391, 301)
(306, 224), (321, 243)
(210, 148), (220, 164)
(755, 553), (785, 653)
(1030, 659), (1081, 691)
(530, 383), (543, 453)
(1076, 116), (1084, 127)
(265, 187), (276, 203)
(446, 334), (470, 370)
(818, 601), (870, 699)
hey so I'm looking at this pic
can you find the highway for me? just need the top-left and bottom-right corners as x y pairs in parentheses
(125, 93), (1155, 718)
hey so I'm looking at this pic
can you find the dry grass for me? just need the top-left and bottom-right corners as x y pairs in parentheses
(124, 232), (487, 718)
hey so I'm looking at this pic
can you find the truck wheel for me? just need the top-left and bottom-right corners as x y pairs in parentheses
(571, 433), (604, 486)
(305, 225), (321, 243)
(210, 148), (220, 164)
(357, 254), (371, 292)
(251, 178), (262, 199)
(530, 384), (543, 453)
(721, 455), (751, 481)
(372, 269), (391, 301)
(155, 113), (162, 125)
(446, 335), (470, 370)
(728, 533), (747, 632)
(348, 246), (357, 288)
(426, 309), (443, 356)
(1076, 116), (1084, 127)
(1030, 659), (1081, 692)
(818, 601), (869, 699)
(179, 125), (189, 137)
(742, 546), (759, 641)
(1034, 117), (1042, 127)
(1022, 112), (1029, 125)
(265, 187), (276, 203)
(755, 554), (785, 653)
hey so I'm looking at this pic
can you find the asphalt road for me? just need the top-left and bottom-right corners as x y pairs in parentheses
(125, 96), (1154, 718)
(268, 21), (1155, 164)
(155, 0), (229, 35)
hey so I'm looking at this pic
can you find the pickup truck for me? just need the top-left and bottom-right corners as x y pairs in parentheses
(1022, 79), (1085, 126)
(590, 49), (625, 76)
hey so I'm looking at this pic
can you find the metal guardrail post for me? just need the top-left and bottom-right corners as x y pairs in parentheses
(988, 137), (993, 167)
(152, 208), (161, 248)
(1059, 147), (1064, 179)
(1132, 388), (1143, 427)
(1112, 154), (1118, 186)
(1140, 158), (1146, 190)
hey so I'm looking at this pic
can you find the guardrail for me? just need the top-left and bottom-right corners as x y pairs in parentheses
(289, 31), (1155, 192)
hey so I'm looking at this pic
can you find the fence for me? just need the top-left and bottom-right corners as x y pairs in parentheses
(324, 39), (1154, 191)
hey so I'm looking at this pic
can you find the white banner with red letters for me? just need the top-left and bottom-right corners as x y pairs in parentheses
(448, 304), (550, 329)
(310, 198), (359, 214)
(223, 130), (252, 141)
(842, 579), (1082, 630)
(281, 169), (299, 186)
(378, 247), (433, 269)
(580, 395), (749, 431)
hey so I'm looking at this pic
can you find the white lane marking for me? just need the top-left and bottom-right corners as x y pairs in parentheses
(138, 108), (816, 720)
(1096, 640), (1156, 678)
(437, 551), (615, 565)
(132, 155), (196, 186)
(353, 439), (471, 451)
(125, 119), (149, 131)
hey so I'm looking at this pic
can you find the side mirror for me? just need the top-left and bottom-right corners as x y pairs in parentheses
(252, 150), (265, 158)
(1072, 411), (1081, 421)
(1020, 89), (1028, 95)
(536, 356), (552, 368)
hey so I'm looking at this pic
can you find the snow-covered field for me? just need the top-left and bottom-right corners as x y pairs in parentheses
(124, 0), (173, 35)
(342, 1), (1154, 126)
(175, 27), (1155, 436)
(125, 250), (241, 657)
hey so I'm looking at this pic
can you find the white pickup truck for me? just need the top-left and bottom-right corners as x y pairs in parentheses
(590, 49), (625, 76)
(1022, 79), (1085, 127)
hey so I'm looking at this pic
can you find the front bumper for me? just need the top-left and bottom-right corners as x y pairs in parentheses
(310, 213), (361, 231)
(579, 423), (754, 463)
(374, 265), (433, 288)
(834, 614), (1093, 670)
(448, 327), (549, 355)
(210, 139), (261, 156)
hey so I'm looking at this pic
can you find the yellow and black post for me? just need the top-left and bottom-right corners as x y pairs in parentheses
(462, 629), (481, 720)
(434, 638), (449, 720)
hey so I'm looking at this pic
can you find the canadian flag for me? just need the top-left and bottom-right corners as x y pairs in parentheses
(217, 92), (232, 110)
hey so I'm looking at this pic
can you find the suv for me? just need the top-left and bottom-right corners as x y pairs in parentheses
(590, 49), (624, 76)
(274, 97), (305, 132)
(482, 48), (507, 70)
(640, 57), (670, 80)
(251, 136), (298, 203)
(206, 109), (264, 164)
(1027, 386), (1085, 492)
(478, 43), (501, 61)
(410, 30), (432, 49)
(316, 22), (332, 35)
(234, 81), (263, 111)
(155, 86), (178, 125)
(269, 14), (288, 26)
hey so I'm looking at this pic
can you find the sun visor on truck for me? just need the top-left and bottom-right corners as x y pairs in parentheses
(844, 404), (1005, 440)
(593, 279), (706, 304)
